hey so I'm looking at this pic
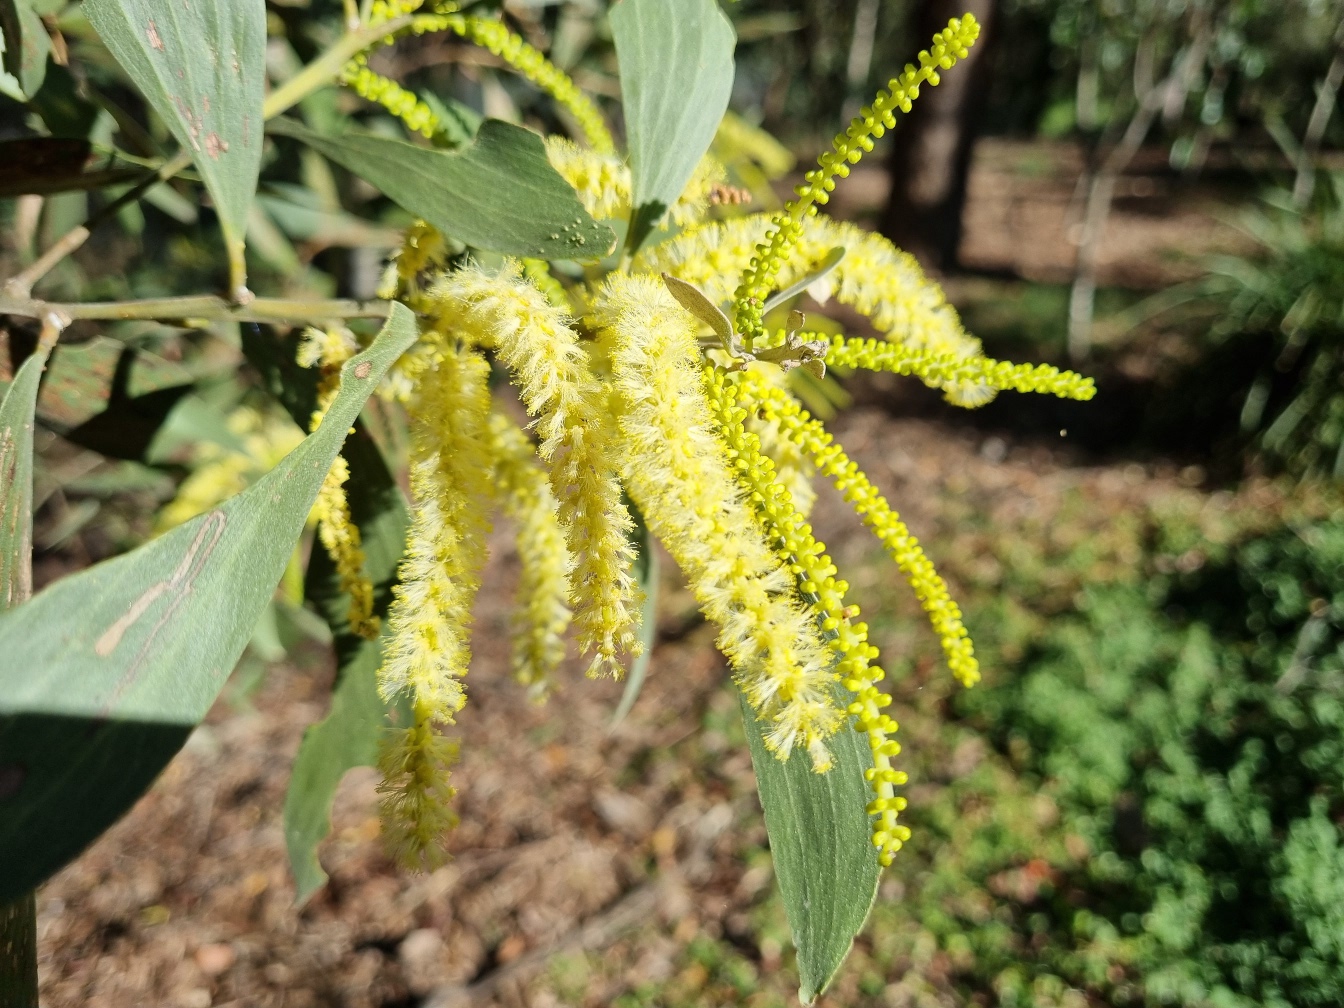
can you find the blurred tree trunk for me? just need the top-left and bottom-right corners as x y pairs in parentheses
(878, 0), (998, 272)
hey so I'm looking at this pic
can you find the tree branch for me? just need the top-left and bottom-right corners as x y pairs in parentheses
(0, 294), (394, 326)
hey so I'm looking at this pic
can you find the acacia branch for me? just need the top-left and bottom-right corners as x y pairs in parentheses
(0, 294), (394, 326)
(1, 14), (417, 300)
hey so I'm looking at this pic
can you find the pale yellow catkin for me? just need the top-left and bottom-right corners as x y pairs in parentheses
(431, 262), (641, 679)
(593, 273), (842, 769)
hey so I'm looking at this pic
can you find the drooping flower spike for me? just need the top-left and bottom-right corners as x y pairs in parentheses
(287, 9), (1099, 869)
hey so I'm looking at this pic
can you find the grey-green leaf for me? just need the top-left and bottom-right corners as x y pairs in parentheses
(612, 0), (735, 255)
(83, 0), (264, 286)
(762, 247), (847, 314)
(610, 512), (659, 728)
(0, 305), (418, 904)
(269, 117), (615, 260)
(283, 421), (409, 905)
(662, 273), (735, 349)
(740, 694), (881, 1004)
(0, 0), (51, 99)
(0, 345), (48, 609)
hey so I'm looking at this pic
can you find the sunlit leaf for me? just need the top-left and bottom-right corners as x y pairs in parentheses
(740, 694), (880, 1004)
(611, 0), (735, 255)
(83, 0), (265, 290)
(0, 305), (418, 904)
(0, 346), (48, 610)
(270, 117), (614, 260)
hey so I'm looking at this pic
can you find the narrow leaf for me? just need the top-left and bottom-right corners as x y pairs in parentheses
(740, 694), (881, 1004)
(0, 304), (418, 904)
(283, 424), (409, 904)
(83, 0), (265, 289)
(0, 345), (48, 610)
(612, 0), (735, 255)
(269, 117), (614, 260)
(762, 247), (846, 314)
(663, 273), (734, 348)
(0, 0), (50, 99)
(610, 515), (659, 728)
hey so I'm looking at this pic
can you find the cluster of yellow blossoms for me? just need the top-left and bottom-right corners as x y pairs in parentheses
(299, 4), (1096, 869)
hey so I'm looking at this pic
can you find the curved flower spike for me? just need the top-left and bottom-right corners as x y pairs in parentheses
(593, 273), (843, 767)
(432, 262), (641, 679)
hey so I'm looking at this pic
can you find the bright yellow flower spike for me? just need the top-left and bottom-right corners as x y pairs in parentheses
(377, 700), (460, 870)
(594, 274), (842, 768)
(431, 262), (641, 679)
(341, 62), (444, 139)
(703, 368), (910, 860)
(379, 341), (494, 718)
(738, 367), (979, 689)
(488, 410), (573, 700)
(732, 15), (981, 343)
(823, 334), (1098, 403)
(444, 16), (614, 153)
(545, 137), (726, 230)
(747, 366), (818, 517)
(298, 326), (380, 640)
(360, 6), (611, 154)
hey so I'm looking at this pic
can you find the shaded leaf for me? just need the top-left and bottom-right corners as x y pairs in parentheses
(0, 137), (141, 197)
(419, 89), (482, 148)
(611, 0), (735, 255)
(35, 338), (194, 462)
(0, 305), (418, 904)
(0, 0), (50, 99)
(611, 510), (659, 727)
(269, 117), (614, 260)
(740, 694), (880, 1004)
(0, 345), (48, 609)
(83, 0), (265, 283)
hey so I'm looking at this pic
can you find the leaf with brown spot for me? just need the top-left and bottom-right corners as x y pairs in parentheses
(0, 305), (418, 903)
(83, 0), (264, 276)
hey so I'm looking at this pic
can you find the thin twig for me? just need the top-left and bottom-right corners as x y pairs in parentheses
(3, 151), (192, 300)
(0, 294), (394, 326)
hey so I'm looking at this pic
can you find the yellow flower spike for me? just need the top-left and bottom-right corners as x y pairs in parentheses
(379, 342), (495, 719)
(340, 62), (444, 139)
(822, 334), (1098, 403)
(731, 14), (981, 343)
(297, 326), (380, 640)
(703, 367), (911, 863)
(348, 6), (609, 150)
(376, 700), (460, 870)
(443, 16), (612, 153)
(431, 262), (641, 679)
(737, 366), (979, 689)
(488, 410), (573, 700)
(545, 137), (726, 230)
(593, 273), (843, 766)
(747, 366), (818, 517)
